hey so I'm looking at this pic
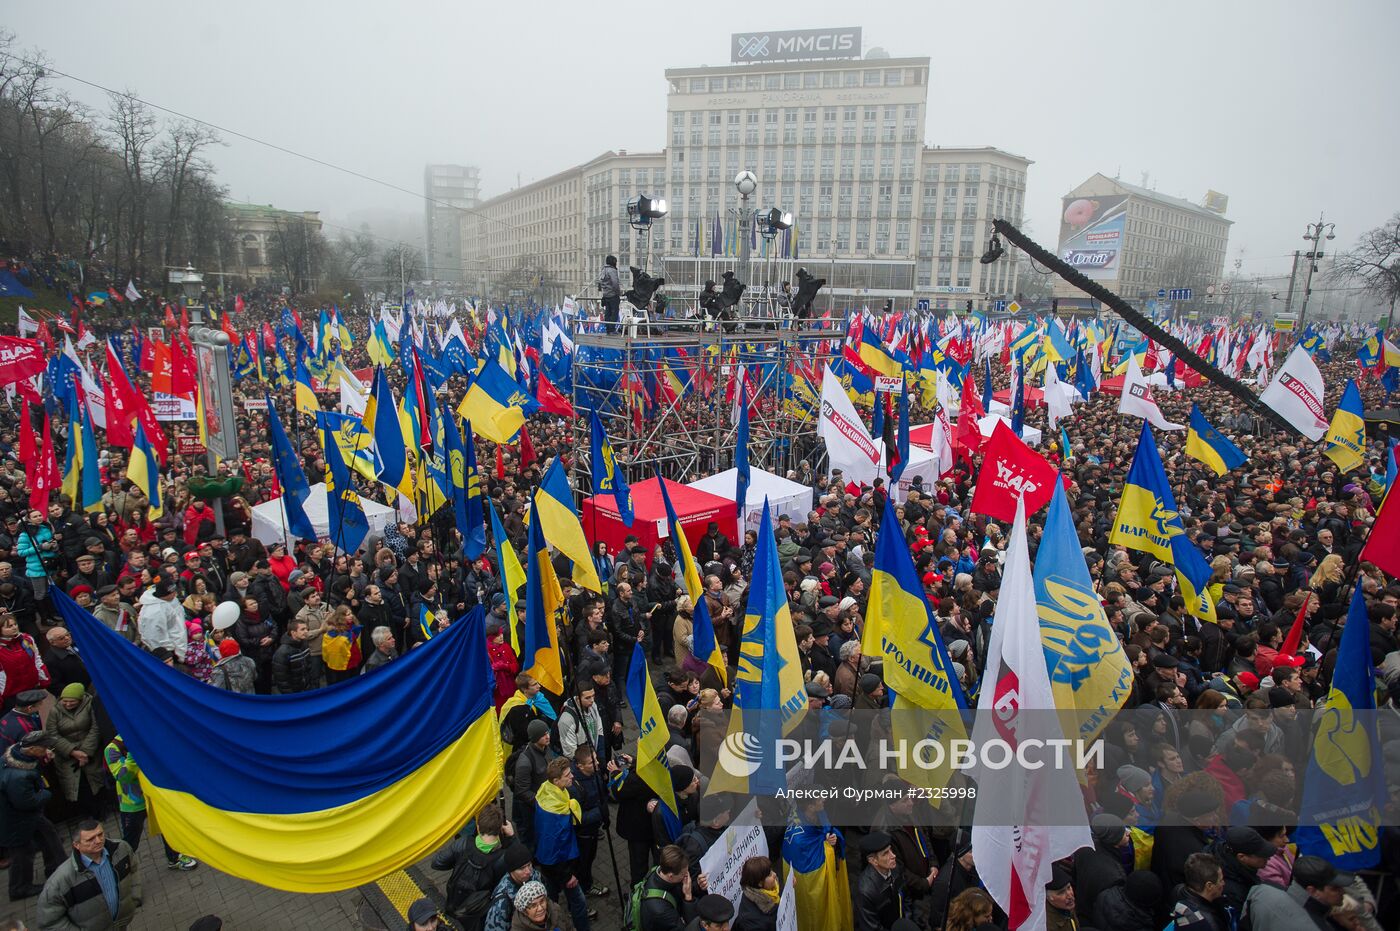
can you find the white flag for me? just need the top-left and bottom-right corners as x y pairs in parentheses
(1259, 344), (1328, 440)
(1118, 354), (1182, 430)
(817, 364), (880, 487)
(124, 279), (142, 302)
(336, 360), (367, 416)
(933, 408), (955, 479)
(1042, 364), (1073, 430)
(971, 496), (1092, 929)
(16, 306), (38, 338)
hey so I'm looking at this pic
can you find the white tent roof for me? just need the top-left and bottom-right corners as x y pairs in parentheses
(977, 413), (1042, 447)
(251, 483), (397, 553)
(689, 467), (814, 535)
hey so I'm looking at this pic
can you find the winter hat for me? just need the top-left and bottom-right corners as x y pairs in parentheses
(670, 765), (696, 792)
(1090, 813), (1125, 847)
(218, 639), (241, 659)
(513, 880), (547, 911)
(1116, 765), (1152, 795)
(1124, 870), (1163, 907)
(60, 682), (86, 700)
(187, 621), (204, 639)
(525, 719), (550, 742)
(503, 843), (534, 872)
(858, 673), (882, 695)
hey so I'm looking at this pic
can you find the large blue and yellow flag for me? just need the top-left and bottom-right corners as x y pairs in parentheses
(52, 589), (500, 892)
(1294, 584), (1386, 869)
(1110, 422), (1216, 623)
(267, 398), (317, 542)
(319, 410), (381, 484)
(782, 817), (853, 931)
(1035, 481), (1133, 744)
(62, 391), (103, 514)
(1185, 404), (1248, 476)
(536, 458), (602, 593)
(523, 492), (566, 695)
(625, 642), (682, 841)
(1324, 379), (1367, 474)
(126, 424), (164, 521)
(458, 357), (538, 444)
(294, 357), (319, 416)
(710, 503), (806, 795)
(590, 411), (634, 527)
(365, 365), (411, 496)
(856, 324), (901, 377)
(534, 779), (582, 866)
(488, 499), (525, 654)
(658, 475), (725, 687)
(317, 412), (368, 556)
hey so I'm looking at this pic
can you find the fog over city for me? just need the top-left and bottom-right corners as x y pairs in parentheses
(7, 0), (1400, 283)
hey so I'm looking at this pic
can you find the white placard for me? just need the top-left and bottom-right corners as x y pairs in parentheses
(152, 392), (197, 422)
(775, 867), (797, 931)
(875, 375), (903, 394)
(697, 798), (767, 917)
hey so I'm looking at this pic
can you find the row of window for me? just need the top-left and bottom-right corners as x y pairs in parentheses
(674, 104), (920, 127)
(591, 161), (1026, 191)
(677, 67), (923, 95)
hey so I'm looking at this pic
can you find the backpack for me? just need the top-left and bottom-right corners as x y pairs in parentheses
(442, 844), (499, 930)
(623, 868), (676, 931)
(503, 745), (525, 794)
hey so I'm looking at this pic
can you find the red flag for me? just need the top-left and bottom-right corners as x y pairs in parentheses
(29, 414), (57, 513)
(955, 368), (986, 464)
(234, 293), (246, 314)
(518, 424), (536, 469)
(0, 336), (49, 387)
(179, 305), (190, 344)
(17, 401), (35, 464)
(169, 339), (197, 397)
(495, 444), (506, 480)
(221, 312), (240, 345)
(1361, 488), (1400, 579)
(107, 286), (123, 305)
(535, 371), (575, 417)
(1281, 593), (1311, 656)
(150, 340), (174, 394)
(163, 303), (178, 329)
(969, 420), (1057, 523)
(35, 322), (53, 354)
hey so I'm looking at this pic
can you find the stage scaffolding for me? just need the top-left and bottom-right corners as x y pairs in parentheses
(568, 317), (837, 495)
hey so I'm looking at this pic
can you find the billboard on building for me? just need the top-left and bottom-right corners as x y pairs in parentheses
(1202, 190), (1229, 214)
(1057, 194), (1128, 282)
(730, 28), (862, 63)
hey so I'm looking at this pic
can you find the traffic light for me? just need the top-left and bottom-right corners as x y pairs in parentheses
(1051, 299), (1059, 314)
(965, 300), (973, 312)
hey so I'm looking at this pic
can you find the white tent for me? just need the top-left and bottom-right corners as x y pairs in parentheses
(875, 442), (939, 503)
(689, 467), (814, 535)
(251, 483), (397, 553)
(977, 413), (1043, 447)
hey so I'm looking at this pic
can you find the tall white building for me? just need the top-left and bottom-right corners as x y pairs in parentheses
(463, 30), (1031, 309)
(424, 164), (480, 282)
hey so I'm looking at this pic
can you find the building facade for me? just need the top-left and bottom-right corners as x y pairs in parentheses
(225, 203), (323, 291)
(461, 36), (1032, 309)
(1053, 173), (1232, 307)
(423, 164), (480, 282)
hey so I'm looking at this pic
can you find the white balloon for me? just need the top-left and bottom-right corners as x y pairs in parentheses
(212, 601), (241, 631)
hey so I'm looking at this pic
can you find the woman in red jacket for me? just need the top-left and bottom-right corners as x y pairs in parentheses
(266, 541), (297, 591)
(0, 612), (49, 712)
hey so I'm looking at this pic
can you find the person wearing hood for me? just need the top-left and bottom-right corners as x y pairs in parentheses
(1, 732), (64, 899)
(1091, 869), (1162, 931)
(137, 580), (188, 662)
(1072, 813), (1130, 923)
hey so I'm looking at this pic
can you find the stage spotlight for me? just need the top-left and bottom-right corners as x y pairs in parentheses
(979, 231), (1004, 265)
(627, 194), (669, 231)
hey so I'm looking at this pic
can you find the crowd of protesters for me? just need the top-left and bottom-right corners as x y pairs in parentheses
(0, 246), (1397, 931)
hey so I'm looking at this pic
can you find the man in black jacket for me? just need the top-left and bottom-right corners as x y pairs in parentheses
(1208, 826), (1272, 915)
(271, 619), (315, 693)
(511, 720), (553, 849)
(638, 845), (699, 931)
(853, 831), (904, 931)
(430, 803), (518, 931)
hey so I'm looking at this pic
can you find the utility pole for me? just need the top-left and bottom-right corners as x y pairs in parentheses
(1296, 213), (1336, 332)
(1283, 251), (1300, 317)
(399, 247), (405, 307)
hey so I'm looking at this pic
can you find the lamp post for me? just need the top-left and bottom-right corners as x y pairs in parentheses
(1296, 214), (1335, 333)
(169, 264), (206, 324)
(734, 170), (758, 292)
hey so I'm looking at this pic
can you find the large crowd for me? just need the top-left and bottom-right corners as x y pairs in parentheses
(0, 247), (1397, 931)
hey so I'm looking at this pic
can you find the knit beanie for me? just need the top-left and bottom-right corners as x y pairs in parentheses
(60, 682), (86, 700)
(218, 639), (241, 659)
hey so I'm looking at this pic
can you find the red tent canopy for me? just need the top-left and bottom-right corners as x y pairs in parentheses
(582, 477), (738, 566)
(1098, 374), (1125, 396)
(909, 422), (937, 451)
(992, 386), (1045, 408)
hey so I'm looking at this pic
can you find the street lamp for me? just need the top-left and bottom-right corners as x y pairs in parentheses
(1296, 214), (1335, 332)
(169, 264), (206, 324)
(734, 171), (758, 288)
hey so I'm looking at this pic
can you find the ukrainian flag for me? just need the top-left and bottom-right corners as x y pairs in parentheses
(51, 589), (501, 893)
(856, 324), (902, 378)
(457, 358), (537, 444)
(658, 475), (725, 686)
(523, 494), (565, 695)
(1111, 423), (1216, 623)
(126, 426), (164, 521)
(1324, 379), (1367, 474)
(533, 780), (581, 866)
(368, 321), (395, 368)
(1294, 584), (1387, 869)
(417, 604), (439, 642)
(294, 357), (320, 416)
(625, 643), (682, 840)
(1185, 404), (1248, 476)
(534, 458), (601, 593)
(62, 392), (103, 514)
(365, 366), (411, 496)
(319, 410), (382, 484)
(782, 817), (853, 931)
(709, 504), (806, 796)
(1358, 332), (1383, 369)
(1035, 481), (1133, 744)
(1009, 322), (1039, 358)
(1044, 318), (1075, 362)
(317, 413), (368, 556)
(489, 500), (525, 653)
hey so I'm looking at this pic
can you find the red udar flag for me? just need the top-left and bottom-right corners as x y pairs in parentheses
(0, 336), (48, 386)
(970, 420), (1057, 523)
(954, 367), (986, 465)
(1361, 487), (1400, 580)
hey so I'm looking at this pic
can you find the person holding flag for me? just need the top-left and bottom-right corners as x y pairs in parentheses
(590, 411), (633, 527)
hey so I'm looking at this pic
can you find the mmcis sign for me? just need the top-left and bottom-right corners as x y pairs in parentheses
(731, 28), (862, 63)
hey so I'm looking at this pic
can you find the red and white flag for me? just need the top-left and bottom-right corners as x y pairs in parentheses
(932, 408), (955, 479)
(969, 420), (1057, 522)
(818, 364), (880, 487)
(1118, 353), (1182, 430)
(971, 496), (1091, 929)
(1259, 344), (1328, 440)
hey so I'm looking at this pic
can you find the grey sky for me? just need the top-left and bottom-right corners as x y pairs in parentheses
(10, 0), (1400, 282)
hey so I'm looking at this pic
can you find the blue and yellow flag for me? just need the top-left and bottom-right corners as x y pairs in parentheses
(523, 493), (565, 695)
(1009, 322), (1039, 358)
(365, 365), (411, 496)
(590, 411), (634, 527)
(126, 425), (164, 521)
(1185, 404), (1248, 476)
(1294, 584), (1386, 869)
(294, 357), (320, 416)
(61, 392), (103, 514)
(319, 410), (381, 484)
(534, 779), (582, 866)
(488, 500), (525, 654)
(711, 503), (806, 795)
(458, 357), (537, 444)
(1111, 422), (1217, 623)
(536, 458), (602, 593)
(449, 414), (486, 561)
(267, 398), (317, 542)
(625, 642), (682, 840)
(52, 589), (501, 892)
(417, 605), (441, 642)
(1324, 379), (1367, 474)
(658, 475), (725, 687)
(782, 818), (853, 931)
(317, 412), (368, 556)
(856, 324), (901, 377)
(368, 320), (395, 368)
(1035, 481), (1133, 744)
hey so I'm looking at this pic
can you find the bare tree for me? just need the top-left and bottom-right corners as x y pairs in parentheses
(382, 242), (423, 297)
(107, 91), (159, 275)
(1329, 213), (1400, 324)
(155, 119), (221, 267)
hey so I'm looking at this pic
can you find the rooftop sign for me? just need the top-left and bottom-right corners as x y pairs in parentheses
(730, 28), (862, 63)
